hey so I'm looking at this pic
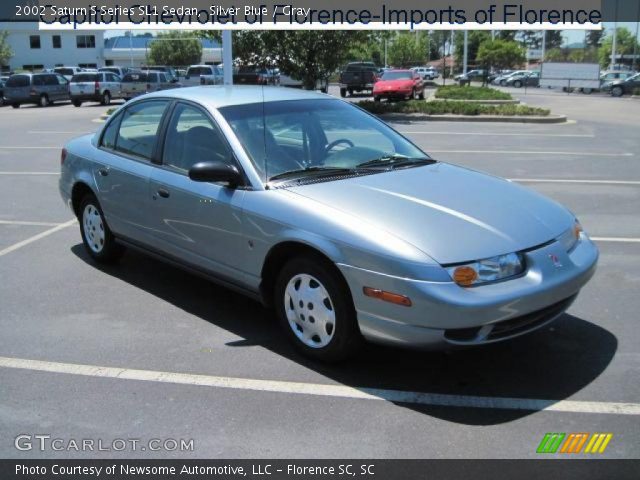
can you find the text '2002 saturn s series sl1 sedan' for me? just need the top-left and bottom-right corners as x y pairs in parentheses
(59, 86), (598, 362)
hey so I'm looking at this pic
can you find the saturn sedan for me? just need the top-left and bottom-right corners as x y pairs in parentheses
(59, 86), (598, 362)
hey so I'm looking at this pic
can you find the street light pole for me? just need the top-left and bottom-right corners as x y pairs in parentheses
(633, 0), (640, 72)
(463, 30), (468, 75)
(222, 30), (233, 85)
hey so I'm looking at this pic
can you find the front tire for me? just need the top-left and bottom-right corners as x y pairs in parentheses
(78, 194), (123, 264)
(101, 91), (111, 105)
(72, 100), (82, 107)
(274, 256), (362, 362)
(38, 94), (49, 107)
(340, 87), (346, 98)
(611, 86), (624, 97)
(513, 80), (522, 88)
(11, 103), (20, 109)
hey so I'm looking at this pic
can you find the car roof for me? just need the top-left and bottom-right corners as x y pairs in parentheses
(142, 85), (331, 108)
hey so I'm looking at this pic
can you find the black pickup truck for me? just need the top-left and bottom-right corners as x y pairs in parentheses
(338, 62), (379, 97)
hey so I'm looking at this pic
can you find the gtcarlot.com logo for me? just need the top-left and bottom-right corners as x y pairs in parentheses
(537, 432), (613, 454)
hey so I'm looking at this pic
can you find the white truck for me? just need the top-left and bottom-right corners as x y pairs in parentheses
(539, 62), (601, 93)
(183, 65), (223, 86)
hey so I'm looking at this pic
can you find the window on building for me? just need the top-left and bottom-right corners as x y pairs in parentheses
(78, 63), (97, 69)
(29, 35), (41, 49)
(22, 65), (44, 72)
(76, 35), (96, 49)
(52, 35), (61, 49)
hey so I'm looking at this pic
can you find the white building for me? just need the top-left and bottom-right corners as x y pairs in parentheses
(103, 35), (222, 68)
(1, 22), (104, 72)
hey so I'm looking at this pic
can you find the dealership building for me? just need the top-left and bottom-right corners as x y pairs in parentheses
(0, 23), (222, 72)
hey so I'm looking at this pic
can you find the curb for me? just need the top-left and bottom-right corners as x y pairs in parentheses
(430, 98), (520, 105)
(377, 113), (568, 124)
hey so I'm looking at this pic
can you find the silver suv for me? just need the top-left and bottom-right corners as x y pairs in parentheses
(120, 71), (177, 101)
(4, 73), (70, 108)
(70, 72), (122, 106)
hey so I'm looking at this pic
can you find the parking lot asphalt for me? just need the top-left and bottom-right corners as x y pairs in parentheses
(0, 91), (639, 459)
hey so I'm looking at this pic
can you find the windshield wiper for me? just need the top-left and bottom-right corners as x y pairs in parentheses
(356, 155), (434, 170)
(268, 166), (353, 181)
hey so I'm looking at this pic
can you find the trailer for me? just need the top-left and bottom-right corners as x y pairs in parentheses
(539, 62), (601, 93)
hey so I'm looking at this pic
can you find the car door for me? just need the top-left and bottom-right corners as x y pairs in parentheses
(94, 99), (170, 243)
(148, 101), (247, 280)
(107, 73), (122, 97)
(54, 74), (69, 100)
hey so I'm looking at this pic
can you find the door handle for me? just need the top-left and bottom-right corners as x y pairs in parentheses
(98, 168), (109, 177)
(157, 188), (170, 198)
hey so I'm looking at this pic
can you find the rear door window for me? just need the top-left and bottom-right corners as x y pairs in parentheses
(6, 75), (30, 87)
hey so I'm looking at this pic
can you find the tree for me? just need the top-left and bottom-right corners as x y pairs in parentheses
(544, 31), (564, 50)
(586, 30), (604, 48)
(453, 31), (490, 69)
(0, 31), (13, 67)
(201, 31), (368, 89)
(388, 32), (428, 67)
(148, 32), (202, 67)
(476, 39), (526, 72)
(598, 27), (640, 68)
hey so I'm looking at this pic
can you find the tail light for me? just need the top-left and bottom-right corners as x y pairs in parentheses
(61, 148), (67, 166)
(30, 88), (36, 96)
(94, 80), (100, 93)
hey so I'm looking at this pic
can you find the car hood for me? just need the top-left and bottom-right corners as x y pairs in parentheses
(283, 163), (573, 264)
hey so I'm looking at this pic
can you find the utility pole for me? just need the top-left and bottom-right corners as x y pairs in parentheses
(541, 31), (546, 63)
(384, 38), (388, 67)
(222, 30), (233, 85)
(449, 30), (455, 78)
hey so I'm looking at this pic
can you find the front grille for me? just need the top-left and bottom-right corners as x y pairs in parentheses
(444, 294), (577, 343)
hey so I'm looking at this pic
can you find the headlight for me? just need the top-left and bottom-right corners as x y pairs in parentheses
(557, 220), (583, 252)
(446, 252), (524, 287)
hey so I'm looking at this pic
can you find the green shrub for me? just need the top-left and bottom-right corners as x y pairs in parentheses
(359, 99), (549, 116)
(435, 85), (512, 101)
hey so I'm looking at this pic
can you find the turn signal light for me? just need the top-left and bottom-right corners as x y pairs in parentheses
(574, 221), (583, 239)
(452, 266), (478, 286)
(363, 287), (412, 307)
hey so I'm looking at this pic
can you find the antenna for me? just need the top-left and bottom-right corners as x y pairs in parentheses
(262, 84), (268, 184)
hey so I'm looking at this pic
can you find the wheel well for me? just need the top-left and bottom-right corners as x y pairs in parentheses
(260, 242), (342, 307)
(71, 182), (95, 218)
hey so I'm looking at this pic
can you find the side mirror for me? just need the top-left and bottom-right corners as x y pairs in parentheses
(189, 161), (242, 187)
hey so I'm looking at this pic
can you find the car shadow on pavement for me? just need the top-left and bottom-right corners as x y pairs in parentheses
(71, 244), (617, 426)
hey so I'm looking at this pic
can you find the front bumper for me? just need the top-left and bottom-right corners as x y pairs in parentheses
(373, 89), (412, 98)
(337, 235), (598, 349)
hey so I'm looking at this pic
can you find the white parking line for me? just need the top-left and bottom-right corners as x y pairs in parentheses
(399, 131), (594, 138)
(0, 356), (638, 415)
(0, 220), (62, 226)
(592, 237), (640, 243)
(510, 179), (640, 186)
(0, 219), (76, 257)
(0, 172), (59, 175)
(429, 150), (633, 157)
(0, 146), (60, 149)
(28, 131), (88, 134)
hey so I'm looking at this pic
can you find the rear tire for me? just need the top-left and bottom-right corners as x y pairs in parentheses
(78, 194), (124, 264)
(513, 80), (522, 88)
(373, 96), (381, 102)
(340, 87), (346, 98)
(274, 255), (362, 362)
(11, 103), (20, 109)
(101, 91), (111, 106)
(72, 100), (82, 107)
(418, 89), (425, 100)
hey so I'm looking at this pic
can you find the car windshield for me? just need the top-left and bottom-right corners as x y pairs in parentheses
(381, 71), (412, 80)
(218, 98), (430, 183)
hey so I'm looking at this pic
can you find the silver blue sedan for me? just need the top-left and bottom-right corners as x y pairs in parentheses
(59, 86), (598, 361)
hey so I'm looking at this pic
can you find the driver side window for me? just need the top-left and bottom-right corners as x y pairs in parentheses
(162, 103), (232, 174)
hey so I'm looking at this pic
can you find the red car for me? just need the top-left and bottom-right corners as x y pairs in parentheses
(373, 69), (425, 102)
